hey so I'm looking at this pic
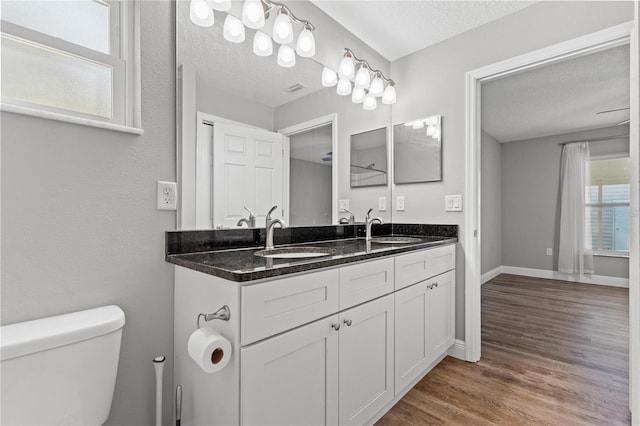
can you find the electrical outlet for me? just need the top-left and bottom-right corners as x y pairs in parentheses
(378, 197), (387, 212)
(157, 181), (177, 210)
(445, 195), (463, 212)
(546, 248), (553, 256)
(396, 196), (405, 211)
(339, 199), (350, 212)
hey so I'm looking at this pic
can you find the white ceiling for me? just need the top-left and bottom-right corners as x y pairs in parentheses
(482, 45), (630, 143)
(309, 0), (537, 61)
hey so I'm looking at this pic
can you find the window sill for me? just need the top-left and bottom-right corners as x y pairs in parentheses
(1, 103), (144, 136)
(593, 251), (629, 259)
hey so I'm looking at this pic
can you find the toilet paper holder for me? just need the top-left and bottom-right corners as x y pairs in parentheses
(197, 305), (231, 328)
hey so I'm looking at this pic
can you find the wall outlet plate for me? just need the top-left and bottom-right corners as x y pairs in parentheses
(396, 196), (405, 211)
(157, 181), (177, 210)
(339, 199), (350, 212)
(378, 197), (387, 212)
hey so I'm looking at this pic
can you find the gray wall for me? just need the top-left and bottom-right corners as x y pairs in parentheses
(481, 131), (502, 275)
(290, 158), (332, 226)
(391, 1), (633, 339)
(1, 2), (176, 424)
(501, 126), (630, 278)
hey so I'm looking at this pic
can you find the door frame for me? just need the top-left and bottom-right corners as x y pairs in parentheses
(279, 113), (339, 224)
(464, 22), (637, 416)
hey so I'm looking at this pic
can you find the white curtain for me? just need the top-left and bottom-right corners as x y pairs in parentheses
(558, 142), (594, 275)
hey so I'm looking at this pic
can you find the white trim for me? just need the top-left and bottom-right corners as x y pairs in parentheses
(278, 113), (339, 225)
(501, 266), (629, 288)
(481, 266), (503, 285)
(465, 22), (635, 367)
(1, 103), (143, 135)
(447, 339), (466, 360)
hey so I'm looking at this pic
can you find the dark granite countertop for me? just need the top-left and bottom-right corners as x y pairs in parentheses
(166, 224), (457, 282)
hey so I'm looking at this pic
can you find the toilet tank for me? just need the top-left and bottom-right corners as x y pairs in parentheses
(1, 305), (125, 426)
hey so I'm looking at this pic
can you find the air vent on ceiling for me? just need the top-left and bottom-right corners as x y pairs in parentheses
(283, 82), (308, 93)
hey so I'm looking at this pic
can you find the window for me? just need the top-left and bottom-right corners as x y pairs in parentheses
(1, 0), (140, 132)
(586, 156), (631, 254)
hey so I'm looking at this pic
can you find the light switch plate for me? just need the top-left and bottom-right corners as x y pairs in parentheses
(378, 197), (387, 212)
(339, 199), (350, 212)
(396, 196), (405, 211)
(445, 195), (462, 212)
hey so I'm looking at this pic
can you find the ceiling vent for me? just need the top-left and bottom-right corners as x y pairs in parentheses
(283, 82), (307, 93)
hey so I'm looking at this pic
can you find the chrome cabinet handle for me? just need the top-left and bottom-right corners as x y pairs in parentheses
(343, 319), (352, 327)
(331, 323), (341, 331)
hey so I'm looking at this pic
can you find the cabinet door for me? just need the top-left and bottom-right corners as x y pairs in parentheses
(339, 295), (394, 426)
(428, 270), (455, 360)
(394, 281), (429, 393)
(241, 315), (339, 426)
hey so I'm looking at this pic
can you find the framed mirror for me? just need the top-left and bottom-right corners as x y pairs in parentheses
(393, 115), (442, 184)
(350, 127), (388, 188)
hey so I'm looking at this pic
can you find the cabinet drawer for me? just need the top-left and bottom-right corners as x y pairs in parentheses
(339, 257), (394, 309)
(241, 269), (339, 345)
(395, 245), (455, 290)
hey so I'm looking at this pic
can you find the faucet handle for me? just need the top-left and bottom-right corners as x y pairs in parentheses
(266, 205), (278, 220)
(244, 206), (255, 219)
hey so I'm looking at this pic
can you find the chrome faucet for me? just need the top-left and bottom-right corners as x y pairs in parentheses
(338, 209), (355, 225)
(265, 205), (287, 250)
(236, 206), (256, 228)
(365, 208), (383, 241)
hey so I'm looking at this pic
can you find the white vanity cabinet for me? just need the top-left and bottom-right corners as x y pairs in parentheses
(174, 243), (455, 426)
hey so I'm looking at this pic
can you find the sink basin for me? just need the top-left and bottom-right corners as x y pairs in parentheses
(370, 236), (424, 244)
(255, 247), (336, 259)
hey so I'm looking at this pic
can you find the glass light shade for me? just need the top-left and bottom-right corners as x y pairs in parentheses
(351, 87), (366, 103)
(207, 0), (231, 12)
(336, 78), (352, 96)
(223, 15), (245, 43)
(272, 10), (293, 44)
(190, 0), (214, 27)
(253, 30), (272, 56)
(277, 44), (296, 68)
(296, 27), (315, 57)
(338, 55), (355, 79)
(369, 75), (384, 97)
(321, 67), (338, 87)
(354, 65), (371, 89)
(413, 121), (425, 130)
(242, 0), (265, 29)
(424, 116), (439, 126)
(363, 93), (377, 110)
(426, 125), (436, 136)
(382, 84), (396, 104)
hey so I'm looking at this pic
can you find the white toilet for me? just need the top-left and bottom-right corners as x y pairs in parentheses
(1, 305), (126, 425)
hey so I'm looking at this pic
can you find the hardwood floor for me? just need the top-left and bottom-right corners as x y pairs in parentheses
(376, 274), (630, 425)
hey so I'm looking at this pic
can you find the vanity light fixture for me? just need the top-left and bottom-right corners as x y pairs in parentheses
(321, 67), (338, 87)
(190, 0), (215, 27)
(223, 14), (245, 43)
(189, 0), (316, 68)
(325, 48), (397, 110)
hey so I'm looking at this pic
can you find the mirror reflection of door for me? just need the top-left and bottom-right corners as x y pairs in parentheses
(286, 124), (333, 226)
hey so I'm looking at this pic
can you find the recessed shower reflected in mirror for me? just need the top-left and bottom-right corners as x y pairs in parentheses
(394, 115), (442, 184)
(287, 123), (333, 226)
(350, 127), (388, 188)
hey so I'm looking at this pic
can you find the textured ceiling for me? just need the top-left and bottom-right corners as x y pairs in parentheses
(309, 0), (537, 61)
(177, 0), (324, 108)
(482, 45), (630, 143)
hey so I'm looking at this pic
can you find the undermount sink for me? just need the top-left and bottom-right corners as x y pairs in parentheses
(255, 247), (336, 259)
(370, 236), (424, 244)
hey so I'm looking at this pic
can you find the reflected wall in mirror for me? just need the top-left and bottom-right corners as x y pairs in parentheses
(393, 115), (442, 184)
(176, 0), (393, 230)
(350, 127), (388, 188)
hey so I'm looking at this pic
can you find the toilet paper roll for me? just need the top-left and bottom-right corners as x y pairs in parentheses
(187, 327), (232, 373)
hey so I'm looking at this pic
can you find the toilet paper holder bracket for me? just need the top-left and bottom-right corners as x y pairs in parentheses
(197, 305), (231, 328)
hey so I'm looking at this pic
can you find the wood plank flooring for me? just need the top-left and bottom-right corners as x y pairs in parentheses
(376, 274), (630, 425)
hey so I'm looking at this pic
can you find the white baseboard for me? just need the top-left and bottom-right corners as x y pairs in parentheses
(501, 266), (629, 288)
(447, 339), (466, 360)
(481, 266), (503, 284)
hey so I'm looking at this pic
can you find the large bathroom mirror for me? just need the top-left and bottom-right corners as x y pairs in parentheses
(176, 0), (392, 230)
(393, 115), (442, 184)
(350, 127), (388, 188)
